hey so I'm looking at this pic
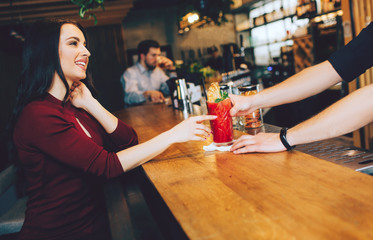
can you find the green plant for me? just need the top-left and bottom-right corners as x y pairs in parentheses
(214, 90), (229, 103)
(199, 66), (216, 78)
(189, 63), (217, 78)
(71, 0), (105, 25)
(189, 62), (203, 73)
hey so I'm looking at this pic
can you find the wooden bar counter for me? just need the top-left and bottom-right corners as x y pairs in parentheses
(114, 104), (373, 240)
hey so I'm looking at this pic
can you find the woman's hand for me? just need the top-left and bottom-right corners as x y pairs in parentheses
(69, 82), (94, 110)
(229, 94), (257, 117)
(169, 115), (217, 143)
(230, 132), (286, 154)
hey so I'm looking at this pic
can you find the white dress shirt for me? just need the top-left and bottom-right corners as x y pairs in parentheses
(121, 62), (172, 106)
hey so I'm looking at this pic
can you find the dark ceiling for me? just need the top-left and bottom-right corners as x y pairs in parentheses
(0, 0), (134, 27)
(132, 0), (180, 9)
(0, 0), (258, 27)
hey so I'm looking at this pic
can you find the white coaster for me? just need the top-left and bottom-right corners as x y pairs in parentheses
(203, 142), (232, 152)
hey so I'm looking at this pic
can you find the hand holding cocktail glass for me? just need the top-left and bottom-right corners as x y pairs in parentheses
(237, 85), (263, 129)
(228, 88), (285, 154)
(229, 89), (260, 119)
(170, 115), (217, 143)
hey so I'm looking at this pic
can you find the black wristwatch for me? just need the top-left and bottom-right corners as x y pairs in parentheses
(280, 127), (296, 151)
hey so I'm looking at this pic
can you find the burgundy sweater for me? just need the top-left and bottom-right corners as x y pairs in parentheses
(13, 94), (138, 240)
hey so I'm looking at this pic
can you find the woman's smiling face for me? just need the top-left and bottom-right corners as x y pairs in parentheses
(58, 23), (90, 84)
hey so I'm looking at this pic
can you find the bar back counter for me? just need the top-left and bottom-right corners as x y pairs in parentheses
(110, 104), (373, 240)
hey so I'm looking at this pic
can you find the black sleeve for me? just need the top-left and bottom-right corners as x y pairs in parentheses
(328, 22), (373, 82)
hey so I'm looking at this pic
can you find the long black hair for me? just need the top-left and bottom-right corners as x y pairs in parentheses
(6, 19), (90, 196)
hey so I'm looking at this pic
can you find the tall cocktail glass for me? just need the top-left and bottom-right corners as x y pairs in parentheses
(207, 98), (234, 146)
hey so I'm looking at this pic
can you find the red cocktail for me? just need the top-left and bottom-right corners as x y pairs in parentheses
(207, 98), (233, 146)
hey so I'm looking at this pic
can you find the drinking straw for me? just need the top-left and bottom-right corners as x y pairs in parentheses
(200, 76), (208, 102)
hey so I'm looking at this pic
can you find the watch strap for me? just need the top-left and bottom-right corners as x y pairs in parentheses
(280, 127), (295, 151)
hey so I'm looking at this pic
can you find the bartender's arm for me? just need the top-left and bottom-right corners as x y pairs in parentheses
(231, 22), (373, 117)
(230, 22), (373, 153)
(230, 61), (341, 117)
(231, 82), (373, 153)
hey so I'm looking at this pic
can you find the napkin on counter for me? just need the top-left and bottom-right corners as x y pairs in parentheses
(203, 143), (232, 152)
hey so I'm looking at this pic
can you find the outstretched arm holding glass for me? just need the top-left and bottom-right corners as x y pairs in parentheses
(230, 22), (373, 154)
(70, 81), (216, 172)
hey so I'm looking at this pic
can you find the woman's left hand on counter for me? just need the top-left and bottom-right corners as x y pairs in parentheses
(230, 132), (286, 154)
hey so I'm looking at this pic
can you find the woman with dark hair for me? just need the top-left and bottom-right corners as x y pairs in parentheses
(8, 19), (215, 240)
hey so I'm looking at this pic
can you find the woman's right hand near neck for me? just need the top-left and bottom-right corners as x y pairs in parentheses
(69, 81), (96, 111)
(69, 81), (119, 134)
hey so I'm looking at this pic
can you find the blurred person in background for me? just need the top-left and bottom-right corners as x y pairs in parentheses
(205, 45), (224, 73)
(120, 39), (176, 106)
